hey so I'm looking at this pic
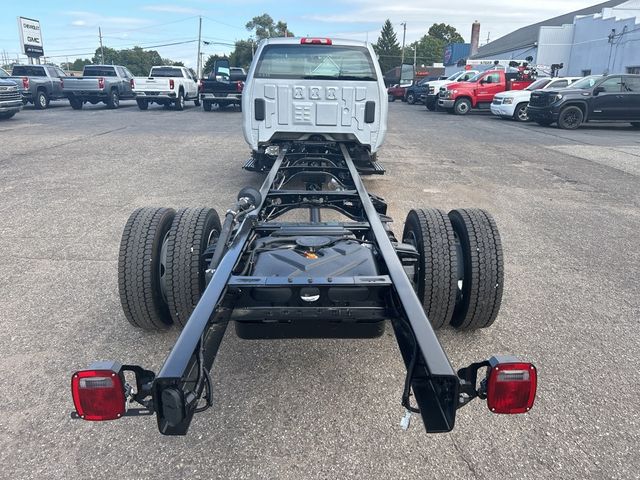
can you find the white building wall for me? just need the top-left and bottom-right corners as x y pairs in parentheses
(536, 24), (575, 76)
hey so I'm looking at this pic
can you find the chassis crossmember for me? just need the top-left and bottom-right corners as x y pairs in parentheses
(71, 142), (537, 434)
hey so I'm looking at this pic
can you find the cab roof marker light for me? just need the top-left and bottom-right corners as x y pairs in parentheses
(301, 38), (332, 45)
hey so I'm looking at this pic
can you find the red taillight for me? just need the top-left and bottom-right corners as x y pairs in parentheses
(98, 77), (105, 89)
(71, 369), (126, 421)
(486, 363), (537, 414)
(130, 78), (135, 89)
(198, 79), (203, 92)
(169, 79), (175, 90)
(236, 80), (244, 92)
(22, 77), (29, 89)
(301, 37), (332, 45)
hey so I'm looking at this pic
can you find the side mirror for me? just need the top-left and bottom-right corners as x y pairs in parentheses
(593, 86), (605, 95)
(214, 59), (230, 82)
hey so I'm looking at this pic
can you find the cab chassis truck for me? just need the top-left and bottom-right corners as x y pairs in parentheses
(71, 38), (537, 435)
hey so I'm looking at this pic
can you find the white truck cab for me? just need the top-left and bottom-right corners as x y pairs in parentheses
(242, 37), (388, 156)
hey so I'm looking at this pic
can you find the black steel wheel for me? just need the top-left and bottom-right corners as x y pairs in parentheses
(118, 207), (176, 330)
(402, 209), (458, 329)
(448, 208), (504, 330)
(107, 89), (120, 109)
(165, 207), (221, 328)
(514, 103), (529, 122)
(454, 98), (471, 115)
(557, 106), (583, 130)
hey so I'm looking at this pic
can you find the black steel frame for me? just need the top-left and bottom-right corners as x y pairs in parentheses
(138, 142), (464, 435)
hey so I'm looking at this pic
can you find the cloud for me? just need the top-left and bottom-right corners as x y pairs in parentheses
(141, 5), (201, 14)
(65, 11), (149, 29)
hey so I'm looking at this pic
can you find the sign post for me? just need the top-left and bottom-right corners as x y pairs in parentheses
(17, 17), (44, 64)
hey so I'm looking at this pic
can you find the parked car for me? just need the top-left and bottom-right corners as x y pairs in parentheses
(63, 65), (136, 109)
(423, 70), (480, 110)
(132, 66), (199, 110)
(0, 78), (23, 119)
(199, 61), (245, 111)
(387, 82), (411, 102)
(438, 70), (535, 115)
(405, 77), (441, 104)
(526, 74), (640, 129)
(8, 64), (66, 109)
(491, 77), (580, 122)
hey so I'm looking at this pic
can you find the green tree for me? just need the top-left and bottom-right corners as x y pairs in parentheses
(427, 23), (464, 44)
(245, 14), (293, 40)
(373, 20), (402, 74)
(229, 40), (255, 69)
(405, 36), (447, 66)
(68, 58), (91, 71)
(91, 46), (181, 75)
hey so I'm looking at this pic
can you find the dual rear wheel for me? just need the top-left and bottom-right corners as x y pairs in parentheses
(402, 208), (504, 330)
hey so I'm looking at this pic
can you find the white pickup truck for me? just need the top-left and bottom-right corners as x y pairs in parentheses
(423, 70), (479, 110)
(490, 76), (580, 121)
(132, 66), (199, 110)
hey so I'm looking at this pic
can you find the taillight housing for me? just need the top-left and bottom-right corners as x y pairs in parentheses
(98, 77), (105, 89)
(486, 362), (537, 414)
(169, 79), (175, 90)
(130, 78), (135, 89)
(22, 77), (29, 89)
(71, 362), (126, 421)
(198, 79), (203, 93)
(301, 37), (332, 45)
(236, 80), (244, 92)
(60, 78), (64, 88)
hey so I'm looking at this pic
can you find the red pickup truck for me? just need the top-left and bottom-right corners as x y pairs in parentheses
(438, 70), (534, 115)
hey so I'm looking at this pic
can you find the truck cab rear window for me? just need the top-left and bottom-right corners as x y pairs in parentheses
(12, 65), (46, 76)
(83, 66), (117, 77)
(150, 67), (183, 78)
(254, 45), (377, 81)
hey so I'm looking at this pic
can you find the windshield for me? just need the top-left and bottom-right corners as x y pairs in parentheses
(526, 78), (552, 91)
(12, 65), (46, 76)
(467, 72), (484, 82)
(0, 68), (8, 78)
(570, 75), (601, 89)
(447, 71), (462, 80)
(150, 67), (183, 78)
(254, 44), (377, 81)
(83, 66), (117, 77)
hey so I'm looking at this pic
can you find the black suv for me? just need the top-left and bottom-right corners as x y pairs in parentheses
(527, 74), (640, 129)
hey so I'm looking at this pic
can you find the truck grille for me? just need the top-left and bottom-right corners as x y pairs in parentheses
(529, 93), (553, 107)
(0, 89), (20, 101)
(428, 86), (435, 94)
(492, 97), (503, 105)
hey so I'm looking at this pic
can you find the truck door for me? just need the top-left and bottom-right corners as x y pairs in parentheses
(476, 72), (502, 105)
(116, 67), (133, 98)
(590, 76), (623, 120)
(46, 66), (63, 97)
(620, 76), (640, 120)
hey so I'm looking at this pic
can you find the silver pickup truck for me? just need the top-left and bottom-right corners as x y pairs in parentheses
(7, 64), (66, 109)
(63, 65), (136, 109)
(0, 78), (22, 119)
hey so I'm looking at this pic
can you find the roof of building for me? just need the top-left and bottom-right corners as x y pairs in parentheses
(470, 0), (629, 59)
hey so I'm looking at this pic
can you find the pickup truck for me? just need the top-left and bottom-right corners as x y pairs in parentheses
(8, 64), (66, 109)
(438, 70), (534, 115)
(404, 76), (442, 104)
(526, 74), (640, 129)
(63, 65), (136, 109)
(491, 76), (579, 122)
(132, 66), (199, 110)
(199, 62), (245, 111)
(0, 78), (22, 119)
(387, 82), (412, 102)
(423, 70), (479, 110)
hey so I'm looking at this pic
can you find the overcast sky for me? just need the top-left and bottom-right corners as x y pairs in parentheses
(0, 0), (609, 66)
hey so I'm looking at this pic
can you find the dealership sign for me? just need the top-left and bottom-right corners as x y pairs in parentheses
(18, 17), (44, 56)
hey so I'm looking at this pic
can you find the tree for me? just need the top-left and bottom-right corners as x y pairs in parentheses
(90, 46), (181, 75)
(229, 40), (255, 69)
(68, 58), (91, 71)
(373, 20), (402, 74)
(427, 23), (464, 45)
(405, 36), (447, 66)
(245, 14), (292, 40)
(203, 54), (226, 76)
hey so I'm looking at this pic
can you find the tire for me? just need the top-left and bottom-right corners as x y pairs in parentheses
(402, 209), (458, 329)
(536, 120), (552, 127)
(448, 209), (504, 330)
(388, 95), (396, 102)
(0, 112), (16, 119)
(175, 90), (185, 111)
(557, 106), (583, 130)
(406, 93), (416, 104)
(426, 101), (436, 112)
(203, 101), (212, 112)
(69, 96), (83, 110)
(136, 99), (149, 110)
(513, 102), (529, 122)
(630, 122), (640, 129)
(194, 98), (201, 107)
(34, 90), (48, 110)
(165, 208), (222, 328)
(454, 98), (471, 115)
(118, 207), (176, 331)
(107, 89), (120, 109)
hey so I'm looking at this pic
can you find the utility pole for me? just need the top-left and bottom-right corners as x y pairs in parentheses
(196, 16), (202, 78)
(400, 22), (407, 65)
(99, 27), (104, 64)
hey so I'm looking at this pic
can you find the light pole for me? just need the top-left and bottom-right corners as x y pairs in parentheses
(400, 22), (407, 65)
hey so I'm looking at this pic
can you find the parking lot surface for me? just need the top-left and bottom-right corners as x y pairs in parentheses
(0, 101), (638, 480)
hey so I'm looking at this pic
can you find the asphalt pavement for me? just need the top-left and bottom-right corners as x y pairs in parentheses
(0, 99), (638, 480)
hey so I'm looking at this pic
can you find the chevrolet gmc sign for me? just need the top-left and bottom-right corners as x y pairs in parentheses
(18, 17), (44, 56)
